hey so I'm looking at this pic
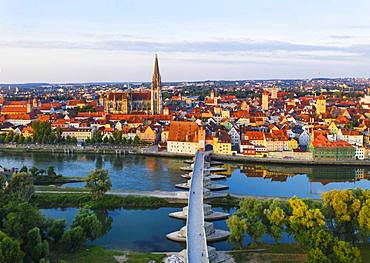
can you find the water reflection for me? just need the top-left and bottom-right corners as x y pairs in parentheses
(227, 164), (370, 198)
(42, 207), (292, 252)
(1, 152), (370, 198)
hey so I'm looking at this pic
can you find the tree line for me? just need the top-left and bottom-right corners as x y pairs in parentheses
(227, 189), (370, 262)
(0, 121), (143, 145)
(0, 121), (77, 145)
(85, 130), (141, 145)
(0, 168), (112, 262)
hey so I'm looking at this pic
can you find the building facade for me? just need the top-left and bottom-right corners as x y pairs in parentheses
(103, 54), (162, 115)
(167, 121), (205, 154)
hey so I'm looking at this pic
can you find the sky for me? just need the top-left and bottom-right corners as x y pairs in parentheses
(0, 0), (370, 83)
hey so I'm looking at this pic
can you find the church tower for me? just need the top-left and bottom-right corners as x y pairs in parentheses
(262, 89), (269, 111)
(151, 54), (162, 115)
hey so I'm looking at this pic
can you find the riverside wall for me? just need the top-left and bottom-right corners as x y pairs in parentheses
(0, 144), (369, 166)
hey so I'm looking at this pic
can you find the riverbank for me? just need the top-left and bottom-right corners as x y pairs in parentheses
(32, 191), (176, 209)
(52, 243), (370, 263)
(1, 144), (369, 166)
(33, 187), (322, 209)
(211, 153), (370, 167)
(33, 175), (85, 185)
(51, 246), (166, 263)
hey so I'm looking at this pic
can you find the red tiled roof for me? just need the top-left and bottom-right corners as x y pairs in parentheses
(245, 131), (265, 141)
(1, 106), (28, 113)
(168, 121), (199, 142)
(312, 134), (353, 148)
(5, 114), (32, 120)
(67, 100), (84, 106)
(39, 102), (62, 110)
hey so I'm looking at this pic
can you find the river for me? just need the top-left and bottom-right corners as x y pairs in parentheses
(2, 152), (368, 252)
(1, 152), (369, 198)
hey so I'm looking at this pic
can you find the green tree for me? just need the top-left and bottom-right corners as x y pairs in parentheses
(133, 135), (140, 145)
(19, 165), (28, 173)
(29, 166), (40, 177)
(54, 127), (63, 143)
(4, 132), (13, 143)
(0, 134), (5, 143)
(46, 219), (66, 244)
(31, 121), (53, 144)
(307, 247), (330, 263)
(333, 240), (361, 263)
(92, 130), (103, 143)
(18, 134), (25, 144)
(234, 198), (267, 244)
(66, 135), (72, 144)
(62, 226), (85, 252)
(12, 133), (20, 143)
(95, 210), (113, 237)
(5, 172), (34, 201)
(2, 202), (43, 241)
(322, 189), (362, 243)
(358, 199), (370, 243)
(85, 169), (112, 199)
(264, 202), (286, 243)
(0, 174), (6, 194)
(227, 214), (247, 248)
(24, 227), (49, 263)
(47, 166), (56, 177)
(0, 231), (24, 263)
(24, 136), (31, 144)
(71, 208), (102, 241)
(113, 130), (122, 144)
(288, 197), (325, 246)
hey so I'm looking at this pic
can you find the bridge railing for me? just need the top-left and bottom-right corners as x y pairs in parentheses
(186, 151), (209, 263)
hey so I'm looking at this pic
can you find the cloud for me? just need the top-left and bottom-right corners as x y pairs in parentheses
(0, 37), (369, 62)
(330, 35), (353, 39)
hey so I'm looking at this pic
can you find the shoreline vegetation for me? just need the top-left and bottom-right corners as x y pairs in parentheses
(2, 167), (370, 262)
(1, 143), (370, 166)
(33, 187), (242, 208)
(50, 243), (370, 263)
(36, 189), (370, 263)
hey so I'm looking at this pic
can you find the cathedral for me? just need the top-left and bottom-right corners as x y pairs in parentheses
(103, 54), (162, 115)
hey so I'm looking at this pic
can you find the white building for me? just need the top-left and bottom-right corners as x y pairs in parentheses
(298, 131), (310, 147)
(355, 147), (365, 160)
(228, 126), (240, 148)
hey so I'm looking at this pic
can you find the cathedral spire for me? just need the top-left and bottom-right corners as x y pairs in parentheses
(152, 53), (161, 84)
(151, 54), (162, 114)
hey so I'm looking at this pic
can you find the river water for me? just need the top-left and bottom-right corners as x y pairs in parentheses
(1, 152), (369, 198)
(1, 152), (369, 251)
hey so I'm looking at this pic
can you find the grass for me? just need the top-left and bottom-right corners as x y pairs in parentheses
(359, 244), (370, 262)
(31, 192), (171, 209)
(53, 246), (165, 263)
(231, 244), (308, 263)
(208, 194), (241, 207)
(231, 243), (370, 263)
(35, 185), (90, 192)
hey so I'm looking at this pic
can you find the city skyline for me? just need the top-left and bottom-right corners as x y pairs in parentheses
(1, 0), (370, 83)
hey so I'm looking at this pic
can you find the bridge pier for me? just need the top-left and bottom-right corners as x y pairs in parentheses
(166, 151), (232, 263)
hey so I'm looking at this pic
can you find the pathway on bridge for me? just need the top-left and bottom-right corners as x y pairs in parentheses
(166, 151), (232, 263)
(186, 151), (209, 262)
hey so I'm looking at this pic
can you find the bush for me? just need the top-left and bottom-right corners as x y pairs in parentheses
(62, 226), (85, 252)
